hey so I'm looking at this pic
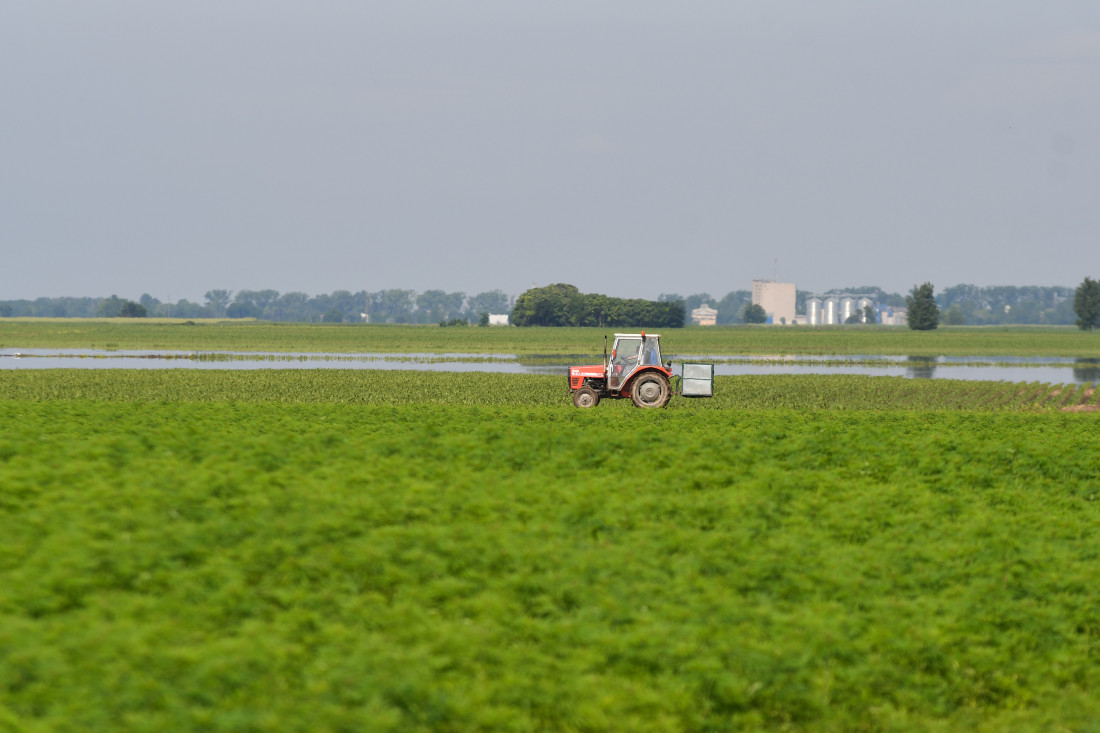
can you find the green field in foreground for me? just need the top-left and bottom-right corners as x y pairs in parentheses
(3, 319), (1100, 357)
(2, 376), (1100, 731)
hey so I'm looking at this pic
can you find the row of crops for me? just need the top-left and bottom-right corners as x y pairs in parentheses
(1, 370), (1097, 411)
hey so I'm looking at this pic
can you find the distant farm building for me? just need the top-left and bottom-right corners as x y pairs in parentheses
(880, 307), (907, 326)
(691, 303), (717, 326)
(488, 314), (510, 326)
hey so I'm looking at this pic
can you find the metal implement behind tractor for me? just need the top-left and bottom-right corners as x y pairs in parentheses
(568, 332), (711, 408)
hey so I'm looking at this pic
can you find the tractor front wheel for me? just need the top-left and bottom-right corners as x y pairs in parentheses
(572, 386), (600, 408)
(630, 373), (671, 408)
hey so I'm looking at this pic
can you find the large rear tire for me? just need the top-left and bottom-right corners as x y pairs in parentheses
(572, 386), (600, 408)
(630, 372), (671, 408)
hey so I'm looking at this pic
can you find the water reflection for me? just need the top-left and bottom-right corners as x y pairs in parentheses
(905, 356), (937, 379)
(1073, 359), (1100, 383)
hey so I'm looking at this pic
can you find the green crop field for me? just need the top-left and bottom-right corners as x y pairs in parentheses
(4, 319), (1100, 357)
(2, 368), (1099, 731)
(1, 370), (1097, 411)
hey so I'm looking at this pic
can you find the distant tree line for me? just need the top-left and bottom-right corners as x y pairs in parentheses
(937, 285), (1077, 326)
(0, 283), (1088, 327)
(511, 284), (684, 328)
(0, 289), (514, 324)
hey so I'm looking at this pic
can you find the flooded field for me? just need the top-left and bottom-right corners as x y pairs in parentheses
(3, 349), (1098, 384)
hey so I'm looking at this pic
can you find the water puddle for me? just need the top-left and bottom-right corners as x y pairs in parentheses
(1, 349), (1097, 384)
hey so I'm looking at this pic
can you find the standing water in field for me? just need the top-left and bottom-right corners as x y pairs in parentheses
(1, 349), (1098, 385)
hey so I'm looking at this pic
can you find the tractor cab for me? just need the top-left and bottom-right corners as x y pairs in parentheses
(607, 333), (663, 390)
(569, 332), (673, 408)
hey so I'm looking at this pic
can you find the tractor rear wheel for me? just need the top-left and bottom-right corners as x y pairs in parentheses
(630, 373), (670, 408)
(572, 386), (600, 408)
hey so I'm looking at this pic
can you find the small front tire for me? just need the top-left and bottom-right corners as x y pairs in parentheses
(572, 386), (600, 408)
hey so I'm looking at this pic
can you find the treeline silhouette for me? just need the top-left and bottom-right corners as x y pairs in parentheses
(0, 284), (1080, 326)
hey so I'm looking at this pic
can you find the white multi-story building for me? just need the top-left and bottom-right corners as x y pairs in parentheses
(751, 280), (796, 324)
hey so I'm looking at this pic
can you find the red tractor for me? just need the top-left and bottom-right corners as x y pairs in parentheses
(568, 332), (673, 408)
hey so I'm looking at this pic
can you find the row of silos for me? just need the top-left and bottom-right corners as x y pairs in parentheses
(806, 296), (874, 325)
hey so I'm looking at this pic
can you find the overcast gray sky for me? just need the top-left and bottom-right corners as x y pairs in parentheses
(3, 1), (1098, 302)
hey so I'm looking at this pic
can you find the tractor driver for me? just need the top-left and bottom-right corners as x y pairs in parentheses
(613, 337), (642, 371)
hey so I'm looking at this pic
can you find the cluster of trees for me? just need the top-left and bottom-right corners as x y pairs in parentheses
(0, 293), (238, 319)
(937, 285), (1078, 326)
(220, 288), (513, 324)
(906, 279), (1100, 332)
(362, 289), (512, 324)
(511, 284), (685, 328)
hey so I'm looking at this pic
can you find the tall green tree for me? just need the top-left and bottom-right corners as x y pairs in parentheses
(941, 304), (966, 325)
(716, 291), (751, 325)
(467, 290), (511, 318)
(139, 293), (160, 313)
(511, 284), (585, 326)
(226, 301), (261, 318)
(906, 282), (939, 331)
(415, 290), (465, 323)
(1074, 276), (1100, 330)
(119, 301), (147, 318)
(204, 290), (232, 317)
(742, 303), (767, 324)
(274, 292), (310, 321)
(256, 290), (281, 313)
(368, 290), (416, 323)
(96, 295), (125, 318)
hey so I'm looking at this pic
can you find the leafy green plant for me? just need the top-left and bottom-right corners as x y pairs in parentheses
(2, 401), (1099, 731)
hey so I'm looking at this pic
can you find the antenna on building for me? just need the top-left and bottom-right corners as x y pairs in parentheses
(773, 258), (778, 282)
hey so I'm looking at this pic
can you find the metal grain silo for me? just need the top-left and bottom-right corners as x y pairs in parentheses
(807, 298), (822, 325)
(857, 298), (873, 323)
(840, 297), (855, 323)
